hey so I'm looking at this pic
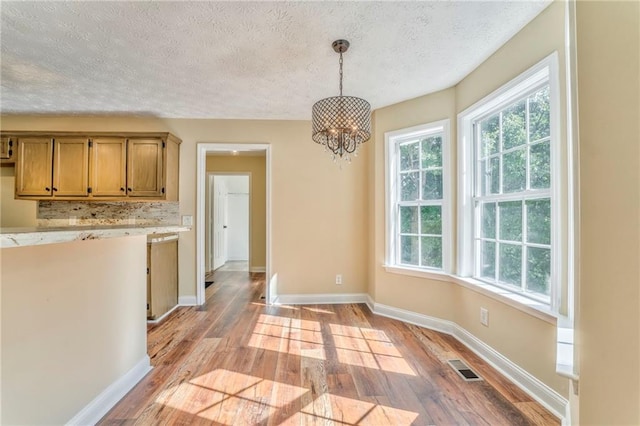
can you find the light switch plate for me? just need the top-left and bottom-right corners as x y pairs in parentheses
(182, 215), (193, 226)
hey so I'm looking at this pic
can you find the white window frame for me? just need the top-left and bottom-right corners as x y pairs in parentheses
(458, 52), (563, 313)
(385, 119), (451, 278)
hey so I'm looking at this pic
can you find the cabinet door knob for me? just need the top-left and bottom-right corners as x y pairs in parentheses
(52, 187), (58, 192)
(45, 187), (50, 192)
(120, 187), (125, 192)
(127, 187), (132, 192)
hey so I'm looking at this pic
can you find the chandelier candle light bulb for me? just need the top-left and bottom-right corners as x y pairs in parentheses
(312, 39), (371, 163)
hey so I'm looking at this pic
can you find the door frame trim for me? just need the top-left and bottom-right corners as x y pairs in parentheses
(196, 143), (271, 305)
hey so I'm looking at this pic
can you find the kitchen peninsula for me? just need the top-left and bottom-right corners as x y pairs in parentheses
(1, 224), (188, 425)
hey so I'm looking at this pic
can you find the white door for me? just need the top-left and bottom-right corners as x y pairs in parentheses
(227, 193), (249, 260)
(212, 176), (228, 270)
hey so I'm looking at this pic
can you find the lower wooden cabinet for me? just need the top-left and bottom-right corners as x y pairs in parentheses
(147, 234), (178, 321)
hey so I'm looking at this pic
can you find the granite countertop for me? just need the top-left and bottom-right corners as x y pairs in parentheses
(0, 224), (190, 248)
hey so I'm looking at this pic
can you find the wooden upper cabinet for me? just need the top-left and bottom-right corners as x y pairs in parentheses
(15, 137), (54, 196)
(53, 138), (89, 197)
(90, 138), (126, 197)
(8, 131), (180, 201)
(127, 138), (164, 197)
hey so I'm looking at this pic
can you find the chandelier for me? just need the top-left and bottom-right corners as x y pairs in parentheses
(312, 39), (371, 162)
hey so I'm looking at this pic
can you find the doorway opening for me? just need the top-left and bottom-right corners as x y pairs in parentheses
(196, 143), (271, 306)
(206, 173), (250, 279)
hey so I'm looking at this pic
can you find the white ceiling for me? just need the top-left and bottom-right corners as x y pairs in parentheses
(1, 1), (551, 120)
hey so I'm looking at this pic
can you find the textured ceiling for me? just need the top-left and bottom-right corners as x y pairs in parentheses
(1, 1), (551, 120)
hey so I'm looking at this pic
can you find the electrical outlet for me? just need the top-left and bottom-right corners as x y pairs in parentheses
(182, 215), (193, 226)
(335, 274), (342, 285)
(480, 307), (489, 327)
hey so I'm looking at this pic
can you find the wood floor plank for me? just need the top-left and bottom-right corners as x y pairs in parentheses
(99, 270), (560, 425)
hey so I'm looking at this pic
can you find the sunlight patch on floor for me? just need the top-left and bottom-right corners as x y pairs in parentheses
(330, 324), (416, 376)
(280, 393), (419, 425)
(156, 369), (418, 425)
(156, 369), (307, 424)
(248, 314), (326, 360)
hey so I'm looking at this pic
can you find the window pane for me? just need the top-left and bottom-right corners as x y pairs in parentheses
(400, 142), (419, 171)
(529, 87), (550, 142)
(421, 136), (442, 168)
(499, 244), (522, 286)
(480, 115), (499, 157)
(422, 169), (443, 200)
(502, 148), (526, 193)
(481, 240), (496, 280)
(400, 236), (419, 265)
(400, 206), (418, 234)
(502, 100), (526, 150)
(530, 141), (550, 189)
(527, 247), (551, 296)
(499, 201), (522, 242)
(421, 237), (442, 268)
(400, 172), (419, 201)
(420, 206), (441, 235)
(526, 199), (551, 245)
(481, 202), (496, 239)
(481, 157), (500, 195)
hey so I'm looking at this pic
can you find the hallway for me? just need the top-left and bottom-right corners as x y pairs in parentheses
(99, 270), (558, 425)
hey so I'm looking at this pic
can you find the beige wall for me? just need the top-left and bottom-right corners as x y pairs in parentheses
(576, 1), (640, 424)
(0, 166), (37, 227)
(206, 155), (266, 270)
(370, 1), (569, 396)
(0, 117), (370, 298)
(1, 236), (147, 424)
(372, 88), (458, 322)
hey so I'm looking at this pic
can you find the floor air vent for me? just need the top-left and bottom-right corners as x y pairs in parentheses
(447, 359), (483, 382)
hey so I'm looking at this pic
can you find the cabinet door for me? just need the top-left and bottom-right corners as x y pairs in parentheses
(52, 138), (89, 197)
(148, 238), (178, 320)
(0, 137), (14, 161)
(90, 138), (126, 197)
(15, 137), (53, 196)
(127, 138), (163, 197)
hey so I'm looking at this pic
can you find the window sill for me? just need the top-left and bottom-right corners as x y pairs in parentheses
(383, 265), (557, 325)
(450, 276), (557, 324)
(384, 265), (452, 282)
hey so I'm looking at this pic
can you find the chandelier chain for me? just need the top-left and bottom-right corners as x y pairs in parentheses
(339, 52), (343, 97)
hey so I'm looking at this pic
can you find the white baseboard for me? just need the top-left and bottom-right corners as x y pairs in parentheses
(250, 266), (266, 273)
(268, 273), (278, 305)
(66, 355), (152, 426)
(452, 324), (568, 419)
(179, 295), (198, 306)
(365, 294), (375, 313)
(147, 304), (180, 324)
(367, 301), (568, 420)
(275, 293), (368, 305)
(373, 302), (455, 335)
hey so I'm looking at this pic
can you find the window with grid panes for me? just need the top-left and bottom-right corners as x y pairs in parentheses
(387, 121), (449, 271)
(474, 85), (552, 301)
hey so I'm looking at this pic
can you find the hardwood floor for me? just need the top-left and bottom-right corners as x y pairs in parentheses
(99, 270), (559, 425)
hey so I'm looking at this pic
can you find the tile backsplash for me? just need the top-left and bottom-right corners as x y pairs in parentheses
(38, 201), (179, 227)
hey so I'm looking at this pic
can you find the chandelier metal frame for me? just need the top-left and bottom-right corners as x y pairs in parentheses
(312, 40), (371, 161)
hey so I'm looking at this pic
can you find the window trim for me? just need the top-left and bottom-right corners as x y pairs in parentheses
(385, 119), (451, 275)
(457, 52), (563, 312)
